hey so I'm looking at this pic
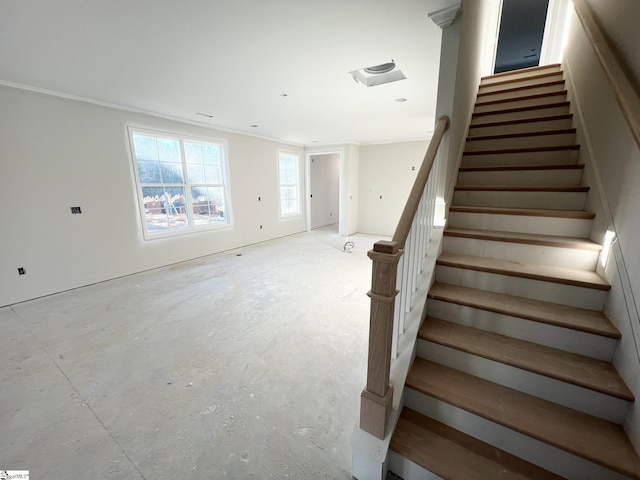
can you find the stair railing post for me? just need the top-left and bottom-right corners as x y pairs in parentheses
(360, 239), (402, 439)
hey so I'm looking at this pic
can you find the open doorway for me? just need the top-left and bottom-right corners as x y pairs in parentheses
(308, 152), (340, 230)
(494, 0), (550, 73)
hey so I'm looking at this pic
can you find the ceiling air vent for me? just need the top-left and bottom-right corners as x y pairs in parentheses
(350, 60), (406, 87)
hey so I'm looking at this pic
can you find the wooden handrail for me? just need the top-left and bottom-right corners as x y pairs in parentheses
(573, 0), (640, 150)
(360, 115), (449, 440)
(385, 116), (450, 251)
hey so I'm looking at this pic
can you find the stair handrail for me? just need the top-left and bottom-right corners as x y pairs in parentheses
(573, 0), (640, 150)
(359, 115), (449, 439)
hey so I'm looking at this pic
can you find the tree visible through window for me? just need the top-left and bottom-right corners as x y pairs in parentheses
(278, 152), (300, 217)
(129, 129), (230, 238)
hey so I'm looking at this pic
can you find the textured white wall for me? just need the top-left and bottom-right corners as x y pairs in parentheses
(0, 86), (304, 306)
(563, 4), (640, 451)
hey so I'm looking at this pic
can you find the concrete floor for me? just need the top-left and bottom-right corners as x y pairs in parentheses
(1, 226), (382, 479)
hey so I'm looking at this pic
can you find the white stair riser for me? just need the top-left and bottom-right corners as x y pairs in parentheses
(442, 236), (599, 270)
(472, 105), (570, 124)
(404, 388), (629, 480)
(462, 148), (578, 166)
(480, 70), (562, 88)
(435, 265), (607, 310)
(477, 82), (566, 102)
(464, 132), (576, 151)
(447, 211), (593, 237)
(474, 94), (567, 114)
(453, 190), (587, 210)
(388, 451), (443, 480)
(468, 117), (573, 137)
(417, 340), (628, 424)
(427, 299), (615, 360)
(457, 168), (582, 187)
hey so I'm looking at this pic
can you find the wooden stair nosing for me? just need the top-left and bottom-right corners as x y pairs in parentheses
(443, 227), (602, 251)
(427, 281), (620, 338)
(436, 252), (611, 291)
(459, 163), (584, 173)
(454, 185), (589, 193)
(475, 90), (568, 108)
(391, 407), (566, 480)
(472, 101), (570, 119)
(477, 79), (566, 99)
(481, 64), (561, 82)
(407, 358), (640, 479)
(419, 316), (633, 401)
(469, 113), (574, 130)
(448, 206), (596, 219)
(466, 128), (577, 143)
(463, 144), (580, 156)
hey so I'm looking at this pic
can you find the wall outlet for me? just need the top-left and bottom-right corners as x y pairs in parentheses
(17, 267), (26, 275)
(70, 206), (82, 214)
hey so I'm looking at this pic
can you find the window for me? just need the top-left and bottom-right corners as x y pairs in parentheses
(129, 128), (230, 238)
(278, 151), (300, 217)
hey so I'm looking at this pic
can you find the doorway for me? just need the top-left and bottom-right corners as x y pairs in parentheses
(494, 0), (550, 73)
(308, 153), (340, 230)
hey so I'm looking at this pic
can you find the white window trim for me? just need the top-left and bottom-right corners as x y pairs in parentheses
(277, 150), (301, 219)
(127, 126), (232, 240)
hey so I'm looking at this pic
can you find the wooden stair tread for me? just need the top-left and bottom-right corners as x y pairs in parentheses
(428, 282), (620, 338)
(436, 252), (611, 291)
(444, 227), (601, 251)
(463, 144), (580, 156)
(481, 64), (561, 81)
(472, 102), (570, 119)
(466, 128), (576, 142)
(469, 113), (573, 130)
(449, 205), (595, 219)
(407, 359), (640, 479)
(476, 91), (567, 108)
(477, 79), (566, 99)
(420, 317), (632, 400)
(454, 185), (589, 192)
(391, 407), (565, 480)
(459, 163), (583, 172)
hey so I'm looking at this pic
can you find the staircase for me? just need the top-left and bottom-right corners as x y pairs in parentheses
(388, 64), (640, 480)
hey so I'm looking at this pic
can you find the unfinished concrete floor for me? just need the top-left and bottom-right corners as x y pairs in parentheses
(1, 226), (381, 478)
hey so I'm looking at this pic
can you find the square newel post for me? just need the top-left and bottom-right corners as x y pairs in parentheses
(360, 239), (402, 439)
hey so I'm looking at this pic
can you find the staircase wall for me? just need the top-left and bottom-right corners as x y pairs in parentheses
(563, 5), (640, 451)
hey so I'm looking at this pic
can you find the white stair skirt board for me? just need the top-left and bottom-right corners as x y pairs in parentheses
(468, 116), (574, 136)
(442, 235), (599, 270)
(477, 81), (566, 102)
(403, 388), (630, 480)
(388, 451), (444, 480)
(452, 189), (587, 210)
(426, 299), (616, 361)
(474, 93), (568, 114)
(447, 210), (593, 237)
(456, 167), (583, 187)
(461, 147), (578, 166)
(434, 265), (608, 310)
(416, 340), (629, 423)
(471, 104), (570, 124)
(463, 131), (576, 151)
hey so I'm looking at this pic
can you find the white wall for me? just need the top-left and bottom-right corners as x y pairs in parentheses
(357, 140), (428, 237)
(310, 153), (340, 229)
(0, 85), (305, 307)
(563, 2), (640, 451)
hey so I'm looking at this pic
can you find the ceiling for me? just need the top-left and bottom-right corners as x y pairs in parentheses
(0, 0), (454, 146)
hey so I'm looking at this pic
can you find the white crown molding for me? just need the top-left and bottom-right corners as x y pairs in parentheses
(428, 2), (462, 29)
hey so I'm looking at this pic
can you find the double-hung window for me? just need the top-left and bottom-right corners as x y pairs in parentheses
(278, 151), (300, 218)
(129, 128), (230, 238)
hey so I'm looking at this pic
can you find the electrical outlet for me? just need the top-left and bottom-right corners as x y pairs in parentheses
(70, 206), (82, 214)
(17, 267), (26, 275)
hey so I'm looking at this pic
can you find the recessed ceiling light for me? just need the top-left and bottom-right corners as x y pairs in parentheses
(250, 124), (259, 128)
(280, 93), (288, 97)
(350, 60), (406, 87)
(395, 98), (407, 103)
(196, 112), (214, 118)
